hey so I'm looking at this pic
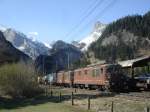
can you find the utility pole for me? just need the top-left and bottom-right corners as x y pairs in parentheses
(43, 55), (45, 75)
(55, 60), (58, 72)
(68, 53), (70, 70)
(55, 60), (58, 84)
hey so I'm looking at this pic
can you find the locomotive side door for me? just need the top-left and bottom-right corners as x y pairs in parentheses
(69, 71), (74, 87)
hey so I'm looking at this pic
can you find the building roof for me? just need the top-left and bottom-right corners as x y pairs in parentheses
(87, 61), (106, 67)
(118, 56), (150, 68)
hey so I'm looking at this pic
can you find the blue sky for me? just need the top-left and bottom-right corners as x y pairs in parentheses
(0, 0), (150, 44)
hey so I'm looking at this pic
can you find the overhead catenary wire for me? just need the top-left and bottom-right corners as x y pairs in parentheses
(64, 0), (105, 41)
(67, 0), (118, 42)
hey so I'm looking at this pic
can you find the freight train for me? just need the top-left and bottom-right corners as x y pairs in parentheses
(43, 63), (129, 92)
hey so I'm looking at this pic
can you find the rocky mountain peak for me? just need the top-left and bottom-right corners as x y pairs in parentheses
(0, 31), (30, 64)
(0, 26), (51, 59)
(78, 21), (107, 50)
(93, 21), (106, 32)
(52, 40), (68, 50)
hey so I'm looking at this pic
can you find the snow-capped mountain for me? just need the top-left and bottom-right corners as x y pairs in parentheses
(0, 25), (7, 32)
(79, 22), (106, 50)
(0, 25), (51, 59)
(0, 31), (30, 64)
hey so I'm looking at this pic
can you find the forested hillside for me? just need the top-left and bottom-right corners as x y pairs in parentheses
(89, 11), (150, 62)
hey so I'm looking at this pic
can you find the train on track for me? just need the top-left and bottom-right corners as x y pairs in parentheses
(39, 63), (130, 92)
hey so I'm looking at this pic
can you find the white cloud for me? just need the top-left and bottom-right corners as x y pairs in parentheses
(28, 32), (38, 36)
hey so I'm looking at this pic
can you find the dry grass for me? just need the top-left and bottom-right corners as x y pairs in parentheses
(50, 86), (150, 112)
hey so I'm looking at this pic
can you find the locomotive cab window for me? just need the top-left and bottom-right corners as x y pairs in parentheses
(95, 69), (100, 77)
(100, 68), (103, 74)
(92, 69), (95, 77)
(84, 70), (88, 75)
(92, 68), (100, 77)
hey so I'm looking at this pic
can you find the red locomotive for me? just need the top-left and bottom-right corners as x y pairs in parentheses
(56, 63), (128, 91)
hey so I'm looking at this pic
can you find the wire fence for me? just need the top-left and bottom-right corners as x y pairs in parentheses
(44, 86), (150, 112)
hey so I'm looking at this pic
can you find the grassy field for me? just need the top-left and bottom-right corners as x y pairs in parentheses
(49, 86), (150, 112)
(72, 94), (150, 112)
(0, 96), (92, 112)
(0, 86), (150, 112)
(0, 102), (92, 112)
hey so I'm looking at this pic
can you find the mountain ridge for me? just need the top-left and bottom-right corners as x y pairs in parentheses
(0, 31), (30, 64)
(35, 40), (82, 74)
(0, 26), (51, 59)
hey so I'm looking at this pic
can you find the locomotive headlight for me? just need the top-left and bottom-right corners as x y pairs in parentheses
(147, 79), (150, 84)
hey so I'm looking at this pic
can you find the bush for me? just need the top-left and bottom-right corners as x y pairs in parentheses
(0, 62), (44, 98)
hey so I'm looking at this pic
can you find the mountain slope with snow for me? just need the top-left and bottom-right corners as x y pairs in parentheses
(79, 22), (106, 50)
(0, 31), (30, 64)
(0, 26), (51, 59)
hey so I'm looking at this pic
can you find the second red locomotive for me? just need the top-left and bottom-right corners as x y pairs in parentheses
(56, 63), (128, 91)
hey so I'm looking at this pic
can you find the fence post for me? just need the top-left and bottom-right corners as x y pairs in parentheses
(50, 90), (53, 97)
(59, 92), (62, 102)
(111, 101), (114, 112)
(45, 87), (48, 96)
(88, 96), (91, 110)
(74, 89), (77, 93)
(145, 107), (149, 112)
(71, 92), (74, 105)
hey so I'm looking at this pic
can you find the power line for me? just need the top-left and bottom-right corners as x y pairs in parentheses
(64, 0), (105, 41)
(70, 0), (118, 41)
(72, 0), (118, 40)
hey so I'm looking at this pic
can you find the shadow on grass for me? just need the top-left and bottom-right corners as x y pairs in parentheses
(0, 92), (115, 110)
